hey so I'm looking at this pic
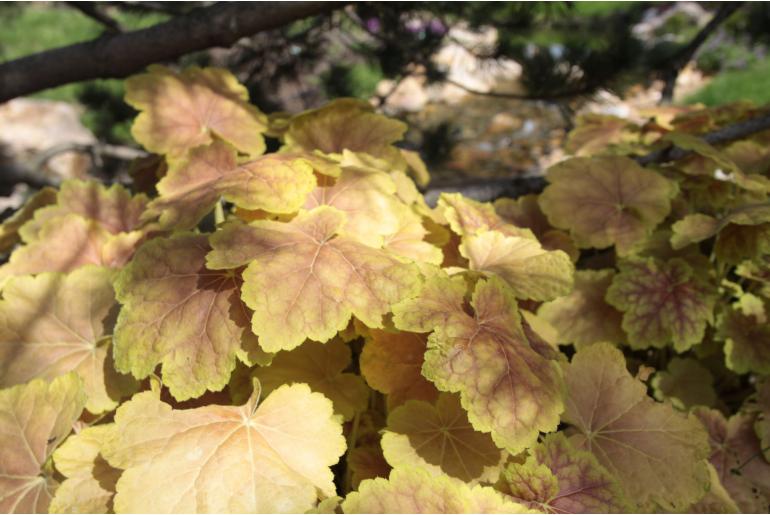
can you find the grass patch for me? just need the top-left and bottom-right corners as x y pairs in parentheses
(686, 59), (770, 107)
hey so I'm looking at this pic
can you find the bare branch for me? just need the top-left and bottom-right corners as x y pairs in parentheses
(0, 2), (342, 103)
(659, 2), (744, 103)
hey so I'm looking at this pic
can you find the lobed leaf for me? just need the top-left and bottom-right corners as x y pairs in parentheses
(563, 343), (710, 510)
(113, 234), (253, 400)
(381, 393), (504, 483)
(606, 258), (717, 352)
(651, 357), (717, 409)
(103, 383), (345, 513)
(254, 338), (369, 421)
(539, 156), (677, 255)
(126, 65), (267, 157)
(393, 272), (564, 454)
(207, 207), (421, 352)
(0, 374), (85, 513)
(341, 466), (531, 514)
(0, 266), (136, 413)
(50, 424), (120, 514)
(498, 432), (630, 513)
(538, 269), (626, 348)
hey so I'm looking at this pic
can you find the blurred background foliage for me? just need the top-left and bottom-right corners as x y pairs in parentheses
(1, 1), (769, 184)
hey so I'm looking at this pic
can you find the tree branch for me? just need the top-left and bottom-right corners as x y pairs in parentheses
(424, 111), (770, 204)
(0, 1), (342, 103)
(66, 2), (123, 33)
(659, 2), (744, 103)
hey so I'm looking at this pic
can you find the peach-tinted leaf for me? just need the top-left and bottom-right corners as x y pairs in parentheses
(381, 209), (444, 265)
(694, 408), (770, 513)
(0, 214), (142, 286)
(284, 98), (406, 159)
(19, 180), (148, 242)
(691, 463), (740, 514)
(144, 141), (321, 230)
(439, 193), (535, 239)
(460, 230), (574, 301)
(651, 357), (717, 409)
(393, 273), (564, 453)
(360, 329), (439, 409)
(207, 207), (420, 352)
(0, 266), (136, 413)
(113, 234), (253, 400)
(50, 424), (120, 514)
(304, 166), (408, 247)
(126, 65), (267, 157)
(103, 383), (345, 513)
(538, 269), (626, 348)
(564, 113), (639, 156)
(756, 379), (770, 461)
(254, 338), (369, 421)
(539, 156), (677, 255)
(381, 393), (504, 483)
(606, 258), (717, 352)
(498, 432), (630, 513)
(494, 195), (579, 260)
(563, 343), (710, 510)
(0, 374), (85, 513)
(342, 466), (530, 514)
(0, 187), (56, 252)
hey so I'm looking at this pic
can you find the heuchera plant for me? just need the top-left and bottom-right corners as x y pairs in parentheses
(0, 65), (769, 514)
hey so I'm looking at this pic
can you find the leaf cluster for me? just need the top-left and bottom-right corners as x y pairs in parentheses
(0, 66), (769, 513)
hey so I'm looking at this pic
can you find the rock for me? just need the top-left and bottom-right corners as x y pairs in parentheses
(0, 98), (96, 181)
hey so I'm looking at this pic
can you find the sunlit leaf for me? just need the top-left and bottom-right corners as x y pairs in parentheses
(126, 65), (267, 157)
(0, 187), (56, 253)
(0, 214), (142, 286)
(207, 207), (420, 352)
(539, 156), (678, 255)
(563, 343), (710, 510)
(103, 383), (345, 513)
(113, 233), (254, 400)
(341, 466), (530, 514)
(0, 374), (85, 513)
(19, 180), (148, 242)
(0, 266), (136, 413)
(439, 193), (535, 239)
(50, 425), (120, 514)
(283, 98), (406, 161)
(144, 141), (323, 230)
(460, 230), (574, 301)
(393, 272), (564, 454)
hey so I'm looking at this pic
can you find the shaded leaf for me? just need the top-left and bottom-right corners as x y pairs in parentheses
(563, 343), (710, 510)
(539, 156), (677, 255)
(652, 357), (717, 409)
(0, 187), (56, 253)
(498, 432), (630, 513)
(538, 269), (626, 348)
(359, 329), (439, 409)
(254, 338), (369, 421)
(606, 258), (717, 352)
(381, 393), (504, 483)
